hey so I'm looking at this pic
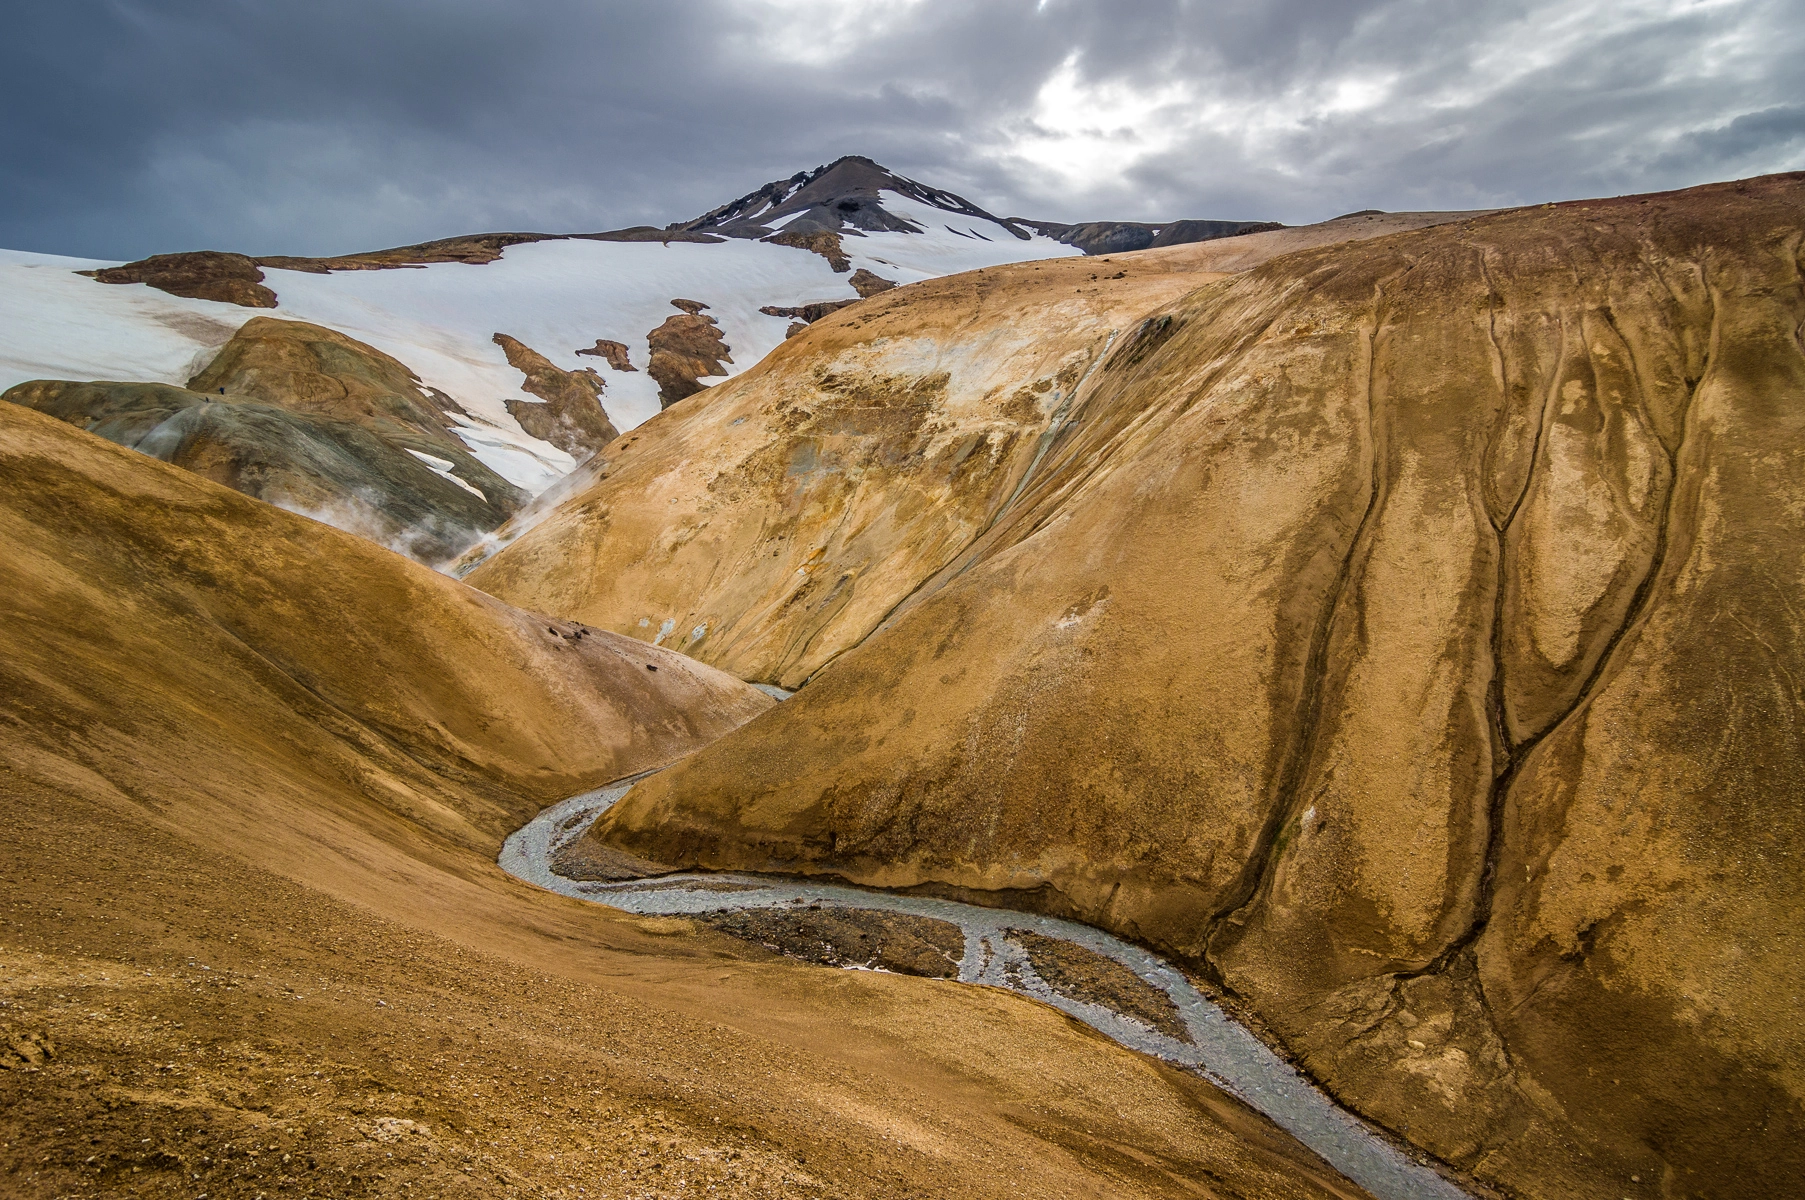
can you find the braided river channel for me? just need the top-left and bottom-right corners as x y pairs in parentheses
(501, 781), (1476, 1200)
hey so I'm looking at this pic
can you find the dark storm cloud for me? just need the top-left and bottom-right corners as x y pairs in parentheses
(3, 0), (1801, 259)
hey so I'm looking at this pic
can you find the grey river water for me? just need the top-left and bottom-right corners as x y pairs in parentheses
(500, 782), (1474, 1200)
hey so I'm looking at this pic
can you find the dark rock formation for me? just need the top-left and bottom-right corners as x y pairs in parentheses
(848, 268), (896, 297)
(87, 251), (278, 308)
(257, 232), (559, 273)
(645, 301), (732, 408)
(577, 226), (726, 245)
(694, 907), (965, 979)
(491, 333), (619, 461)
(759, 300), (857, 323)
(575, 339), (636, 371)
(86, 230), (722, 308)
(762, 229), (851, 272)
(1015, 218), (1286, 256)
(4, 378), (517, 564)
(672, 155), (1033, 242)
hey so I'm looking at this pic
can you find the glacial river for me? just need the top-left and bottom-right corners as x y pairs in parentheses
(500, 782), (1474, 1200)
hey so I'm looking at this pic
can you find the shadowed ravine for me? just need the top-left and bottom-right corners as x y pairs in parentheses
(501, 782), (1476, 1200)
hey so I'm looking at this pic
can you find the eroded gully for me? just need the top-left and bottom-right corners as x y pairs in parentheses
(500, 782), (1476, 1200)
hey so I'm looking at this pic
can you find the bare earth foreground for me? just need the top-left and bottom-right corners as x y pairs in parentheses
(0, 405), (1366, 1199)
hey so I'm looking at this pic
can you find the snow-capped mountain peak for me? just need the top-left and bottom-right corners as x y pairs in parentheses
(673, 156), (1032, 241)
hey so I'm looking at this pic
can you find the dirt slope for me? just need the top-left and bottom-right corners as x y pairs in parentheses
(467, 207), (1485, 688)
(467, 249), (1234, 686)
(0, 404), (1363, 1200)
(582, 174), (1805, 1198)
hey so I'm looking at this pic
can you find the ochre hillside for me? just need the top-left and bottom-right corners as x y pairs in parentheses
(468, 208), (1472, 688)
(0, 404), (1365, 1200)
(576, 174), (1805, 1199)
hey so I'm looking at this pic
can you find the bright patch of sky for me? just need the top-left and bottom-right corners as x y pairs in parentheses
(1, 0), (1800, 257)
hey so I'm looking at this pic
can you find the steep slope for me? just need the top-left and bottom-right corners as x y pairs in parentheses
(467, 249), (1234, 686)
(0, 402), (1364, 1200)
(6, 317), (531, 563)
(0, 401), (770, 849)
(467, 208), (1488, 686)
(573, 174), (1805, 1199)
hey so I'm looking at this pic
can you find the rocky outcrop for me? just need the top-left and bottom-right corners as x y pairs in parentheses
(6, 317), (529, 563)
(523, 175), (1805, 1199)
(759, 299), (857, 323)
(577, 226), (726, 245)
(492, 333), (619, 460)
(87, 251), (278, 307)
(849, 268), (896, 297)
(762, 229), (851, 272)
(674, 155), (1032, 242)
(85, 230), (726, 308)
(644, 301), (733, 408)
(758, 272), (896, 333)
(575, 339), (636, 370)
(5, 378), (516, 563)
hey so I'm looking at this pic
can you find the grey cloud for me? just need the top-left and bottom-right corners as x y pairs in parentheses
(1, 0), (1800, 259)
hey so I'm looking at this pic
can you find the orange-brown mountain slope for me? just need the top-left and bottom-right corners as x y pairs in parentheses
(0, 404), (1365, 1200)
(571, 174), (1805, 1199)
(466, 208), (1474, 688)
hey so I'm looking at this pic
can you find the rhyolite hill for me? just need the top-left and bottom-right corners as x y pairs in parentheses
(3, 155), (1800, 1200)
(478, 173), (1805, 1200)
(1, 157), (1276, 563)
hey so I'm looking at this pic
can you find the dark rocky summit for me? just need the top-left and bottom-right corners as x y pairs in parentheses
(671, 155), (1034, 242)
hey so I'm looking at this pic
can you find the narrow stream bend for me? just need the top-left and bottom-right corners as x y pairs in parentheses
(500, 783), (1475, 1200)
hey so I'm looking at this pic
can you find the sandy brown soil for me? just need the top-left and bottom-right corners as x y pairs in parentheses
(0, 405), (1367, 1200)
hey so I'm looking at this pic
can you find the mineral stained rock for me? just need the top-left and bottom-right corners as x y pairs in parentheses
(88, 250), (278, 308)
(469, 248), (1232, 685)
(575, 338), (636, 371)
(554, 174), (1805, 1200)
(645, 301), (733, 408)
(848, 267), (897, 297)
(492, 332), (620, 460)
(7, 317), (527, 563)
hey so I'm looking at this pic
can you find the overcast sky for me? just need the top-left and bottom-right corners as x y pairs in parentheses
(4, 0), (1801, 260)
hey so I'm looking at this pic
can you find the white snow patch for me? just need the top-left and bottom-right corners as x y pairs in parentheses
(405, 447), (488, 500)
(2, 201), (1082, 498)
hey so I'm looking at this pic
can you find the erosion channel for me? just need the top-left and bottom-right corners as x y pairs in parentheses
(502, 780), (1479, 1200)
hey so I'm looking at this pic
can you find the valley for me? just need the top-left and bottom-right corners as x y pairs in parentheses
(3, 156), (1800, 1200)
